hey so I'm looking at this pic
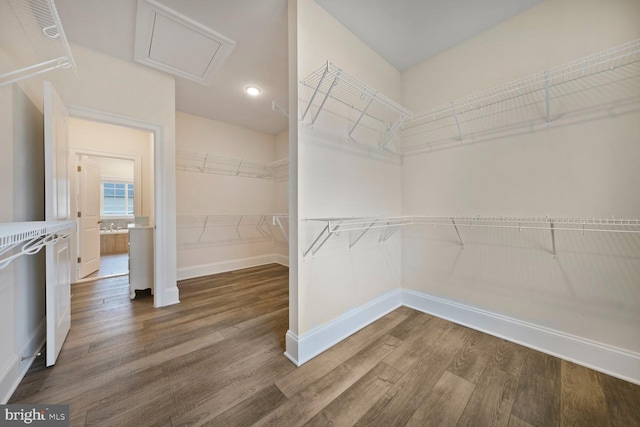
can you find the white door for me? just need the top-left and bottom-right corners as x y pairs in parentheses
(77, 156), (101, 278)
(44, 81), (72, 367)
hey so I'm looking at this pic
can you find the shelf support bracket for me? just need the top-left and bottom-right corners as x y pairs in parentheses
(273, 216), (289, 242)
(256, 216), (271, 239)
(303, 222), (341, 257)
(311, 71), (342, 126)
(379, 115), (409, 150)
(550, 221), (557, 257)
(300, 65), (329, 122)
(451, 218), (464, 247)
(544, 70), (551, 127)
(349, 220), (376, 249)
(235, 216), (244, 239)
(200, 153), (208, 172)
(197, 216), (209, 242)
(348, 97), (374, 139)
(451, 102), (463, 141)
(380, 224), (401, 243)
(303, 223), (329, 257)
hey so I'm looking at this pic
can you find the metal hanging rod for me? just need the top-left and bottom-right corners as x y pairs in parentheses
(0, 220), (76, 269)
(302, 215), (640, 257)
(176, 150), (288, 181)
(0, 0), (77, 87)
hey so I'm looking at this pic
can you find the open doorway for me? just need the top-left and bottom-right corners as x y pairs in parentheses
(76, 154), (135, 281)
(68, 118), (154, 292)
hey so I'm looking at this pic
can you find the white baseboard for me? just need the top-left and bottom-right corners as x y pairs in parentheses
(402, 289), (640, 386)
(0, 318), (46, 404)
(273, 254), (289, 267)
(177, 254), (287, 281)
(284, 289), (403, 366)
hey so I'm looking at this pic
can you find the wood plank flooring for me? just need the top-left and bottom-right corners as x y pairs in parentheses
(9, 264), (640, 426)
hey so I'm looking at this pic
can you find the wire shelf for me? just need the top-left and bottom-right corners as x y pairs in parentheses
(299, 61), (411, 151)
(176, 150), (288, 181)
(177, 214), (288, 248)
(402, 39), (640, 153)
(272, 92), (289, 118)
(0, 0), (76, 87)
(411, 216), (640, 233)
(302, 215), (640, 257)
(0, 220), (76, 269)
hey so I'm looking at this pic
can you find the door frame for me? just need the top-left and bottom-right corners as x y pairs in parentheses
(70, 150), (142, 282)
(67, 105), (179, 308)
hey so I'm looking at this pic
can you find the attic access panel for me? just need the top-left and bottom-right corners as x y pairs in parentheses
(134, 0), (236, 86)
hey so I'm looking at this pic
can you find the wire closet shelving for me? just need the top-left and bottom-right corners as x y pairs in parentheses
(176, 150), (288, 182)
(0, 220), (76, 269)
(0, 0), (76, 87)
(299, 61), (411, 152)
(302, 215), (640, 258)
(177, 214), (289, 248)
(401, 39), (640, 153)
(272, 92), (289, 118)
(289, 40), (640, 155)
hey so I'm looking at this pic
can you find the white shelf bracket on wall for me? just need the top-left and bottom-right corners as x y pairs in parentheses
(0, 0), (77, 87)
(550, 221), (557, 257)
(451, 102), (463, 141)
(303, 223), (334, 257)
(349, 97), (375, 139)
(272, 215), (289, 242)
(451, 218), (464, 247)
(544, 70), (552, 127)
(272, 92), (289, 118)
(349, 219), (376, 249)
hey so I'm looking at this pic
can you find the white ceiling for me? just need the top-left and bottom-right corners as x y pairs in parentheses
(315, 0), (543, 71)
(54, 0), (542, 136)
(55, 0), (289, 135)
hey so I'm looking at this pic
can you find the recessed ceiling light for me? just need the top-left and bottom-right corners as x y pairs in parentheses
(245, 86), (261, 96)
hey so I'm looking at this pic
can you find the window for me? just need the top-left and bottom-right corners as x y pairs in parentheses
(101, 182), (134, 216)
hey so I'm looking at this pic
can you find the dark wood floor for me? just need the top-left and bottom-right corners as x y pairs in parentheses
(10, 264), (640, 426)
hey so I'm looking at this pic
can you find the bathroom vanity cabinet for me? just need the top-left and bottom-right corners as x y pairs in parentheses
(128, 225), (154, 299)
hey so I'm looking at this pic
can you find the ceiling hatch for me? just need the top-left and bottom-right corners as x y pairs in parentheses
(134, 0), (236, 85)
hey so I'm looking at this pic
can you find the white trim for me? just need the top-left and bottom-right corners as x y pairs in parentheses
(284, 289), (403, 366)
(273, 254), (289, 267)
(402, 289), (640, 386)
(0, 319), (46, 404)
(67, 105), (178, 308)
(177, 254), (286, 281)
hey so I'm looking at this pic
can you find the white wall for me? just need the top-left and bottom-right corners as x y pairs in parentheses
(175, 112), (285, 278)
(401, 0), (640, 362)
(94, 157), (134, 182)
(291, 0), (403, 356)
(0, 84), (46, 403)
